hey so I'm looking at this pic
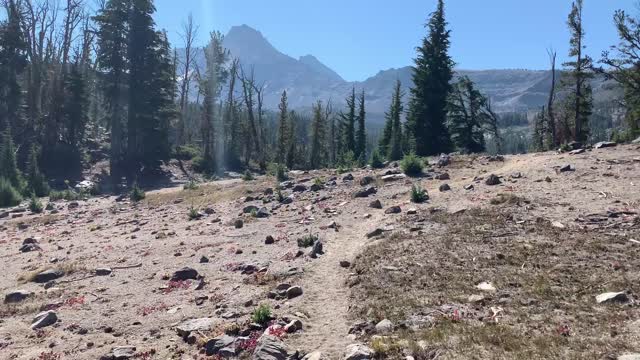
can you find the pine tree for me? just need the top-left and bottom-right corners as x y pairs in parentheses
(95, 0), (131, 177)
(286, 110), (297, 169)
(563, 0), (593, 143)
(388, 80), (405, 161)
(406, 0), (454, 156)
(0, 129), (22, 190)
(339, 87), (356, 155)
(0, 0), (27, 135)
(26, 145), (49, 197)
(276, 90), (289, 164)
(355, 90), (366, 160)
(447, 76), (485, 153)
(309, 101), (327, 169)
(62, 63), (89, 149)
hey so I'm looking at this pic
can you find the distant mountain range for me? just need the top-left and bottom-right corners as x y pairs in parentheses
(182, 24), (620, 124)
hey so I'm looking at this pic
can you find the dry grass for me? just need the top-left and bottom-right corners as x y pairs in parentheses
(350, 206), (640, 359)
(17, 262), (86, 283)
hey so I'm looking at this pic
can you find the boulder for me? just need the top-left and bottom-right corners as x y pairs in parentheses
(4, 290), (32, 304)
(344, 344), (374, 360)
(253, 335), (288, 360)
(369, 200), (382, 209)
(205, 334), (237, 356)
(485, 174), (501, 186)
(594, 141), (617, 149)
(285, 319), (303, 333)
(375, 319), (393, 334)
(343, 174), (355, 181)
(439, 184), (451, 192)
(256, 207), (270, 218)
(353, 187), (377, 198)
(596, 291), (629, 304)
(33, 269), (64, 283)
(176, 317), (218, 338)
(286, 286), (303, 299)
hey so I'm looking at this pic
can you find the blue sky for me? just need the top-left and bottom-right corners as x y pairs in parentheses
(154, 0), (637, 81)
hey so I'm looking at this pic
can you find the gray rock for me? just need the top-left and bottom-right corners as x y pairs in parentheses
(485, 174), (501, 186)
(285, 319), (303, 333)
(439, 183), (451, 192)
(359, 176), (375, 186)
(309, 241), (324, 258)
(559, 164), (575, 172)
(437, 154), (451, 167)
(110, 346), (137, 359)
(594, 141), (617, 149)
(4, 289), (32, 304)
(253, 335), (288, 360)
(569, 148), (585, 155)
(256, 207), (270, 218)
(286, 286), (303, 299)
(234, 219), (244, 228)
(353, 187), (377, 198)
(375, 319), (393, 334)
(292, 184), (307, 193)
(343, 174), (355, 181)
(366, 228), (384, 238)
(385, 206), (401, 214)
(95, 268), (112, 276)
(464, 184), (474, 191)
(176, 317), (218, 338)
(19, 243), (40, 252)
(369, 199), (382, 209)
(31, 310), (58, 329)
(33, 268), (64, 283)
(435, 172), (450, 180)
(310, 183), (323, 192)
(344, 344), (374, 360)
(381, 174), (406, 182)
(265, 235), (275, 245)
(171, 267), (199, 281)
(596, 291), (629, 304)
(205, 334), (237, 356)
(340, 261), (351, 268)
(633, 136), (640, 144)
(244, 205), (259, 214)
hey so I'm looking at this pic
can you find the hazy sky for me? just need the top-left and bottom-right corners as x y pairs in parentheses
(154, 0), (638, 81)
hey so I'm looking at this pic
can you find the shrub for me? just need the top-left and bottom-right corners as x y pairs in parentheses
(242, 170), (255, 181)
(174, 145), (200, 160)
(130, 183), (146, 202)
(370, 149), (384, 169)
(0, 177), (22, 208)
(49, 189), (84, 201)
(251, 304), (272, 326)
(338, 151), (357, 171)
(29, 195), (43, 213)
(275, 186), (284, 202)
(187, 206), (200, 220)
(313, 177), (324, 186)
(26, 146), (50, 197)
(401, 153), (424, 177)
(297, 233), (318, 248)
(268, 163), (289, 182)
(410, 184), (429, 203)
(183, 179), (198, 190)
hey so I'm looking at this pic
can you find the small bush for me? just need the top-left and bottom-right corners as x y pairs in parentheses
(242, 170), (255, 181)
(130, 183), (146, 202)
(297, 233), (318, 248)
(313, 177), (324, 186)
(174, 145), (200, 160)
(29, 195), (43, 213)
(410, 184), (429, 203)
(401, 153), (424, 177)
(268, 163), (289, 182)
(370, 149), (384, 169)
(183, 179), (198, 190)
(0, 177), (22, 208)
(275, 186), (284, 202)
(187, 206), (200, 220)
(49, 189), (84, 201)
(251, 304), (272, 326)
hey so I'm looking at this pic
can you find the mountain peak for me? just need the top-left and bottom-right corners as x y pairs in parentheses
(299, 54), (344, 83)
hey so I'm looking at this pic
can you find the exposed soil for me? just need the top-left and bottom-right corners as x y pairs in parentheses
(1, 145), (639, 360)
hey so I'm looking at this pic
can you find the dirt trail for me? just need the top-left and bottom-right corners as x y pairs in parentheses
(287, 207), (385, 357)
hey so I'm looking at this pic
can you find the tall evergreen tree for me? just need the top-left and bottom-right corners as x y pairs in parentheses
(447, 76), (485, 153)
(388, 81), (405, 161)
(339, 87), (356, 155)
(95, 0), (131, 177)
(355, 90), (366, 160)
(286, 110), (297, 169)
(0, 0), (27, 135)
(563, 0), (593, 143)
(276, 90), (289, 164)
(406, 0), (454, 156)
(309, 101), (327, 169)
(0, 129), (21, 189)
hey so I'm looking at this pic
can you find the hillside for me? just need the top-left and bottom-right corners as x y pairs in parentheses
(1, 144), (639, 359)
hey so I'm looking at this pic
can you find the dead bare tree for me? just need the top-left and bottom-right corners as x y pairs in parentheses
(238, 65), (263, 167)
(177, 13), (198, 146)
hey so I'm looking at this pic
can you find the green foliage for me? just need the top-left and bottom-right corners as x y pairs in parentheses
(251, 304), (272, 326)
(355, 90), (367, 159)
(370, 149), (384, 169)
(29, 195), (43, 213)
(401, 153), (424, 177)
(187, 206), (200, 220)
(250, 208), (258, 217)
(313, 177), (324, 186)
(381, 80), (405, 161)
(130, 183), (146, 202)
(242, 170), (255, 181)
(174, 145), (201, 160)
(277, 91), (289, 164)
(49, 189), (85, 202)
(26, 145), (50, 197)
(0, 131), (23, 191)
(0, 177), (22, 208)
(183, 179), (198, 190)
(275, 186), (285, 203)
(309, 100), (328, 169)
(410, 184), (429, 203)
(338, 150), (357, 171)
(447, 76), (487, 154)
(268, 163), (289, 182)
(406, 0), (454, 156)
(340, 88), (357, 156)
(297, 233), (318, 248)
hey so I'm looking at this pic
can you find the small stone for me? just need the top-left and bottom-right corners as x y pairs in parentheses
(559, 164), (575, 172)
(31, 310), (58, 329)
(343, 174), (355, 181)
(385, 206), (401, 214)
(286, 286), (303, 299)
(4, 290), (32, 304)
(485, 174), (501, 186)
(353, 187), (377, 198)
(95, 268), (112, 276)
(171, 267), (199, 281)
(344, 344), (374, 360)
(369, 199), (382, 209)
(200, 256), (210, 263)
(468, 294), (486, 304)
(464, 184), (474, 191)
(366, 228), (383, 238)
(285, 319), (303, 333)
(407, 208), (417, 215)
(205, 334), (237, 356)
(256, 207), (270, 218)
(265, 235), (275, 245)
(340, 261), (351, 268)
(234, 219), (244, 229)
(594, 141), (617, 149)
(596, 291), (629, 304)
(243, 205), (259, 214)
(292, 184), (307, 193)
(303, 351), (324, 360)
(360, 176), (375, 186)
(551, 221), (565, 229)
(439, 183), (451, 192)
(33, 269), (64, 283)
(476, 282), (496, 292)
(375, 319), (393, 334)
(110, 345), (137, 359)
(176, 317), (218, 338)
(435, 172), (450, 180)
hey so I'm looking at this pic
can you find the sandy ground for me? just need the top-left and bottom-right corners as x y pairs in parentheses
(0, 144), (639, 360)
